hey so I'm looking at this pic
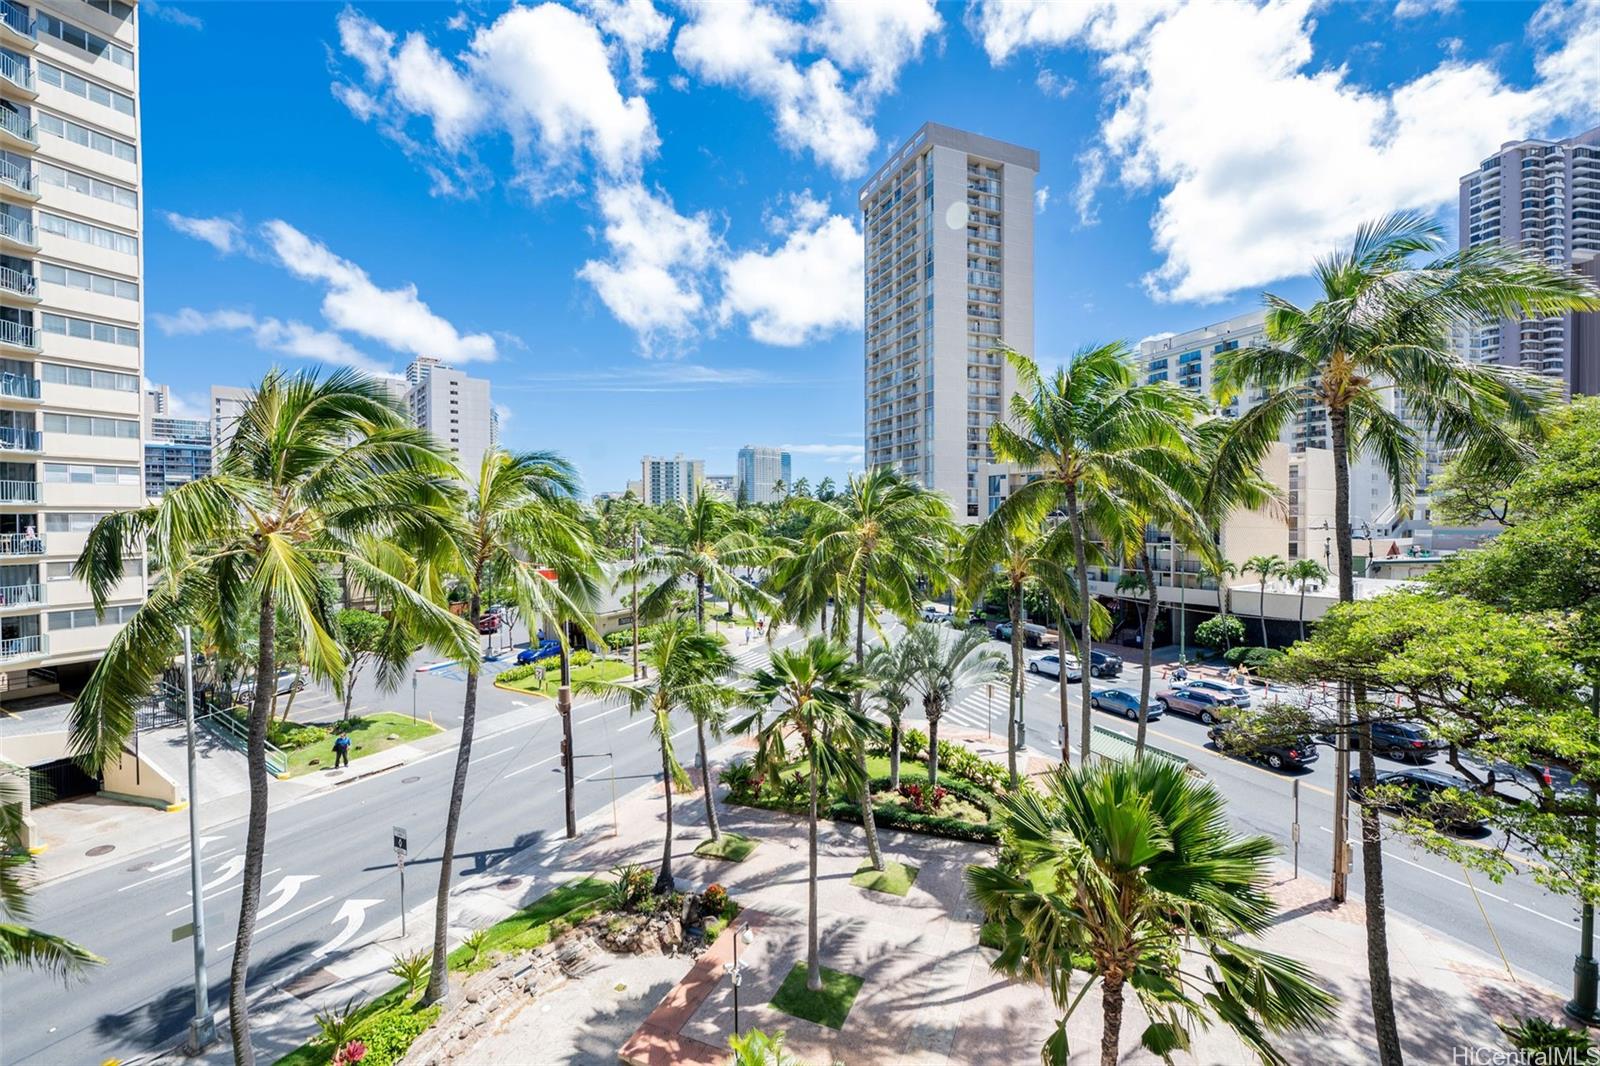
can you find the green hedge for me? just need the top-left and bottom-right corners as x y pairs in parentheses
(894, 729), (1010, 794)
(357, 1002), (440, 1066)
(825, 796), (999, 844)
(1224, 646), (1287, 670)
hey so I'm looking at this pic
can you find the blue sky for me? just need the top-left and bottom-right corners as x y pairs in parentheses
(140, 0), (1599, 494)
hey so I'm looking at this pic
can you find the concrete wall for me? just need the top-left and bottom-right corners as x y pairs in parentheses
(0, 730), (183, 808)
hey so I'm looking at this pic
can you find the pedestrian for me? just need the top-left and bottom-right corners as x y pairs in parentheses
(744, 627), (752, 644)
(756, 618), (765, 635)
(332, 731), (351, 769)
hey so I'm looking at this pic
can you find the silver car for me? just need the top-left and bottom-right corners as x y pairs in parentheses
(1180, 677), (1253, 708)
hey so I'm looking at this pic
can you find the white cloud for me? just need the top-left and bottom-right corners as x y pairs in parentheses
(1035, 68), (1075, 98)
(1393, 0), (1458, 17)
(972, 0), (1600, 303)
(143, 1), (203, 29)
(576, 0), (672, 89)
(512, 363), (810, 392)
(721, 212), (862, 346)
(811, 0), (942, 96)
(1034, 185), (1051, 212)
(165, 213), (243, 254)
(154, 308), (389, 374)
(576, 183), (721, 348)
(262, 220), (497, 364)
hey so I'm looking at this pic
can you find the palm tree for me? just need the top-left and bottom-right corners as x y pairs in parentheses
(426, 449), (600, 1005)
(969, 759), (1336, 1066)
(989, 343), (1204, 764)
(577, 617), (735, 891)
(631, 492), (775, 842)
(1200, 556), (1239, 631)
(903, 623), (1008, 789)
(71, 371), (474, 1065)
(1286, 558), (1330, 641)
(786, 468), (953, 869)
(1213, 211), (1599, 1065)
(865, 635), (920, 790)
(1243, 553), (1286, 648)
(734, 637), (876, 991)
(1, 767), (100, 978)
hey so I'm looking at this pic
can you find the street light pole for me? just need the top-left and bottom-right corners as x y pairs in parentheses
(1176, 541), (1186, 665)
(724, 925), (754, 1036)
(181, 625), (216, 1052)
(1568, 672), (1600, 1024)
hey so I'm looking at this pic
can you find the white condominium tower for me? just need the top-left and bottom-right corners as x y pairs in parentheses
(641, 453), (702, 506)
(404, 357), (495, 477)
(1458, 126), (1600, 393)
(736, 444), (790, 504)
(860, 122), (1037, 520)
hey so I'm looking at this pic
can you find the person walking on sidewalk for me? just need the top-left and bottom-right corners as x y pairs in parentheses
(332, 732), (351, 769)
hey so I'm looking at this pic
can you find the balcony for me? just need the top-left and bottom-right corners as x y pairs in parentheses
(0, 265), (35, 302)
(0, 107), (36, 151)
(0, 318), (34, 351)
(0, 633), (44, 663)
(0, 478), (36, 502)
(0, 2), (34, 49)
(0, 581), (40, 607)
(0, 425), (39, 452)
(0, 51), (32, 97)
(0, 531), (41, 555)
(0, 212), (35, 251)
(0, 159), (34, 204)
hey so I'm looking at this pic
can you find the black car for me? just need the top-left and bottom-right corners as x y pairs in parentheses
(1088, 649), (1123, 678)
(1208, 724), (1319, 771)
(1347, 767), (1485, 831)
(1368, 721), (1447, 762)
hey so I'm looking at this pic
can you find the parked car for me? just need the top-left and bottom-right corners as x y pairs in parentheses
(1090, 688), (1164, 722)
(1088, 649), (1123, 678)
(1347, 766), (1485, 831)
(994, 622), (1059, 649)
(919, 605), (952, 623)
(516, 638), (561, 665)
(476, 614), (502, 634)
(1208, 723), (1319, 771)
(1179, 677), (1253, 708)
(1369, 721), (1447, 762)
(1154, 686), (1236, 724)
(1026, 654), (1082, 682)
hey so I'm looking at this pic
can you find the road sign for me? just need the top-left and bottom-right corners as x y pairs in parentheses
(392, 825), (407, 854)
(171, 922), (194, 943)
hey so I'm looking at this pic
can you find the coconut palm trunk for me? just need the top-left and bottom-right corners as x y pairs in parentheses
(1298, 581), (1309, 641)
(1258, 577), (1271, 647)
(888, 711), (902, 790)
(1136, 549), (1160, 756)
(657, 722), (676, 893)
(1056, 606), (1072, 761)
(427, 583), (482, 1005)
(1065, 483), (1096, 764)
(1007, 579), (1023, 786)
(925, 691), (942, 789)
(227, 589), (275, 1066)
(806, 750), (822, 992)
(691, 574), (722, 840)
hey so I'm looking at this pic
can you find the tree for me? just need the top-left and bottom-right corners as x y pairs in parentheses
(792, 476), (811, 499)
(1243, 553), (1286, 648)
(815, 476), (837, 501)
(734, 638), (876, 991)
(334, 608), (389, 720)
(989, 342), (1205, 764)
(630, 492), (775, 842)
(865, 636), (919, 790)
(71, 371), (474, 1065)
(1200, 556), (1239, 626)
(1, 766), (100, 978)
(426, 449), (599, 1005)
(785, 468), (954, 870)
(1195, 614), (1245, 653)
(1284, 559), (1329, 642)
(1212, 211), (1600, 1065)
(577, 617), (735, 891)
(903, 623), (1008, 789)
(968, 759), (1336, 1066)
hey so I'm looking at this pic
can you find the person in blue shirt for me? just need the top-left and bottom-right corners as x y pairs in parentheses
(332, 732), (351, 768)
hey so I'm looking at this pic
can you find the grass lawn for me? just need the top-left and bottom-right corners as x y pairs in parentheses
(272, 983), (438, 1066)
(694, 832), (758, 863)
(770, 962), (865, 1030)
(851, 859), (918, 897)
(495, 659), (631, 699)
(284, 712), (441, 777)
(445, 876), (611, 973)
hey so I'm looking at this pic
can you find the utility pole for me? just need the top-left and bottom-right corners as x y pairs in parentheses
(631, 522), (640, 682)
(1330, 680), (1351, 902)
(181, 626), (216, 1052)
(1176, 541), (1186, 664)
(1568, 669), (1600, 1023)
(559, 623), (577, 838)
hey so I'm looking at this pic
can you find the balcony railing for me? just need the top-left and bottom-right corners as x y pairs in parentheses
(0, 52), (30, 91)
(0, 212), (33, 245)
(0, 265), (35, 298)
(0, 372), (37, 399)
(0, 319), (35, 349)
(0, 108), (37, 146)
(0, 426), (40, 451)
(0, 479), (37, 502)
(0, 2), (34, 40)
(0, 634), (44, 662)
(0, 158), (31, 197)
(0, 532), (42, 555)
(0, 582), (41, 606)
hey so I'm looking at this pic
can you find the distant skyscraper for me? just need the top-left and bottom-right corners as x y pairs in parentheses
(143, 405), (210, 498)
(736, 445), (791, 504)
(641, 454), (702, 506)
(404, 357), (494, 476)
(860, 122), (1038, 520)
(1458, 126), (1600, 392)
(210, 384), (250, 467)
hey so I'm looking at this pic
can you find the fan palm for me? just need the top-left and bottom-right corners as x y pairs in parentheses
(1242, 554), (1286, 648)
(969, 759), (1335, 1066)
(630, 492), (776, 841)
(865, 635), (920, 790)
(785, 469), (954, 869)
(733, 638), (876, 990)
(425, 449), (599, 1005)
(70, 370), (475, 1065)
(989, 343), (1204, 763)
(1212, 211), (1600, 1065)
(903, 623), (1008, 789)
(577, 617), (735, 892)
(1285, 558), (1329, 642)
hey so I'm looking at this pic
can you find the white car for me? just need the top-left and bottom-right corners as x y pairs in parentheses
(919, 606), (952, 623)
(1180, 677), (1253, 708)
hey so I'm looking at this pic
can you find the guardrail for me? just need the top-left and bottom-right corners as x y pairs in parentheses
(196, 707), (289, 777)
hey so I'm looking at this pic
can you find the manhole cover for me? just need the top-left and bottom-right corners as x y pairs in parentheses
(402, 775), (420, 784)
(86, 844), (115, 857)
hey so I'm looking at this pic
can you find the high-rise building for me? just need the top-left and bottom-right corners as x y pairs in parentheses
(704, 473), (735, 498)
(404, 357), (494, 476)
(860, 122), (1037, 520)
(210, 383), (249, 462)
(736, 444), (791, 504)
(0, 0), (145, 690)
(143, 415), (208, 497)
(641, 453), (702, 506)
(1458, 126), (1600, 392)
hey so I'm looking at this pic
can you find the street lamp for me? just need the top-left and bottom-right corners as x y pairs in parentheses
(724, 925), (755, 1035)
(180, 625), (217, 1052)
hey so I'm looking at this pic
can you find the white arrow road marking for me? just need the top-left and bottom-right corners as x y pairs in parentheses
(168, 866), (280, 915)
(201, 855), (246, 892)
(313, 899), (384, 958)
(257, 875), (320, 920)
(216, 894), (336, 955)
(147, 835), (223, 873)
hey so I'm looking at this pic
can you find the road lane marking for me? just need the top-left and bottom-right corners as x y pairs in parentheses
(505, 755), (560, 778)
(619, 716), (652, 733)
(121, 846), (237, 892)
(217, 895), (337, 953)
(474, 746), (514, 760)
(169, 866), (281, 915)
(1515, 902), (1576, 928)
(314, 898), (384, 957)
(579, 763), (613, 783)
(257, 875), (320, 920)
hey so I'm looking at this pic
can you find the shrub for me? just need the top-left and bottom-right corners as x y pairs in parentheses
(497, 664), (537, 683)
(826, 797), (999, 844)
(610, 863), (654, 911)
(461, 928), (489, 968)
(271, 722), (331, 750)
(719, 760), (758, 802)
(901, 729), (927, 760)
(548, 917), (572, 938)
(1224, 646), (1287, 671)
(897, 782), (949, 814)
(386, 949), (431, 999)
(355, 1003), (440, 1066)
(703, 883), (728, 915)
(1195, 614), (1245, 651)
(334, 1039), (367, 1066)
(314, 995), (366, 1052)
(604, 630), (633, 651)
(1498, 1016), (1594, 1054)
(572, 649), (595, 667)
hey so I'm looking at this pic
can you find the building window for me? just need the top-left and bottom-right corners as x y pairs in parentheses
(43, 412), (139, 438)
(50, 603), (141, 630)
(37, 213), (137, 256)
(40, 313), (138, 347)
(45, 512), (112, 532)
(35, 162), (137, 210)
(35, 111), (136, 163)
(36, 62), (135, 117)
(42, 463), (139, 485)
(35, 13), (134, 69)
(41, 364), (138, 391)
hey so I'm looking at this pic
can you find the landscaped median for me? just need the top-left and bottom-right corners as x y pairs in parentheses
(257, 712), (442, 777)
(491, 655), (631, 698)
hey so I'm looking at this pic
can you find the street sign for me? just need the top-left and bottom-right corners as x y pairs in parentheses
(171, 921), (194, 943)
(392, 825), (407, 854)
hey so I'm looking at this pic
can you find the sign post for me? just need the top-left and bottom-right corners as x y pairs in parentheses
(411, 675), (418, 723)
(393, 826), (408, 937)
(986, 684), (992, 738)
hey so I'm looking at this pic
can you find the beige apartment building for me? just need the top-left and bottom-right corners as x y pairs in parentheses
(0, 0), (144, 697)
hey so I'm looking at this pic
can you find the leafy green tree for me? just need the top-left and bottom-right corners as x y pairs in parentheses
(791, 476), (811, 499)
(1213, 212), (1599, 1064)
(1195, 614), (1244, 653)
(865, 635), (920, 790)
(815, 476), (837, 501)
(969, 759), (1336, 1066)
(989, 342), (1204, 763)
(427, 449), (599, 1005)
(334, 608), (390, 719)
(1284, 559), (1329, 642)
(1243, 554), (1286, 648)
(728, 1028), (801, 1066)
(734, 638), (876, 990)
(578, 618), (735, 891)
(1, 767), (100, 978)
(1200, 556), (1239, 627)
(903, 622), (1008, 789)
(71, 371), (473, 1065)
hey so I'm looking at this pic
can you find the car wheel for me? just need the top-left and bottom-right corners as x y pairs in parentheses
(1027, 662), (1038, 674)
(1124, 706), (1138, 721)
(1267, 753), (1285, 771)
(1090, 697), (1101, 710)
(1154, 699), (1168, 714)
(1199, 710), (1215, 725)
